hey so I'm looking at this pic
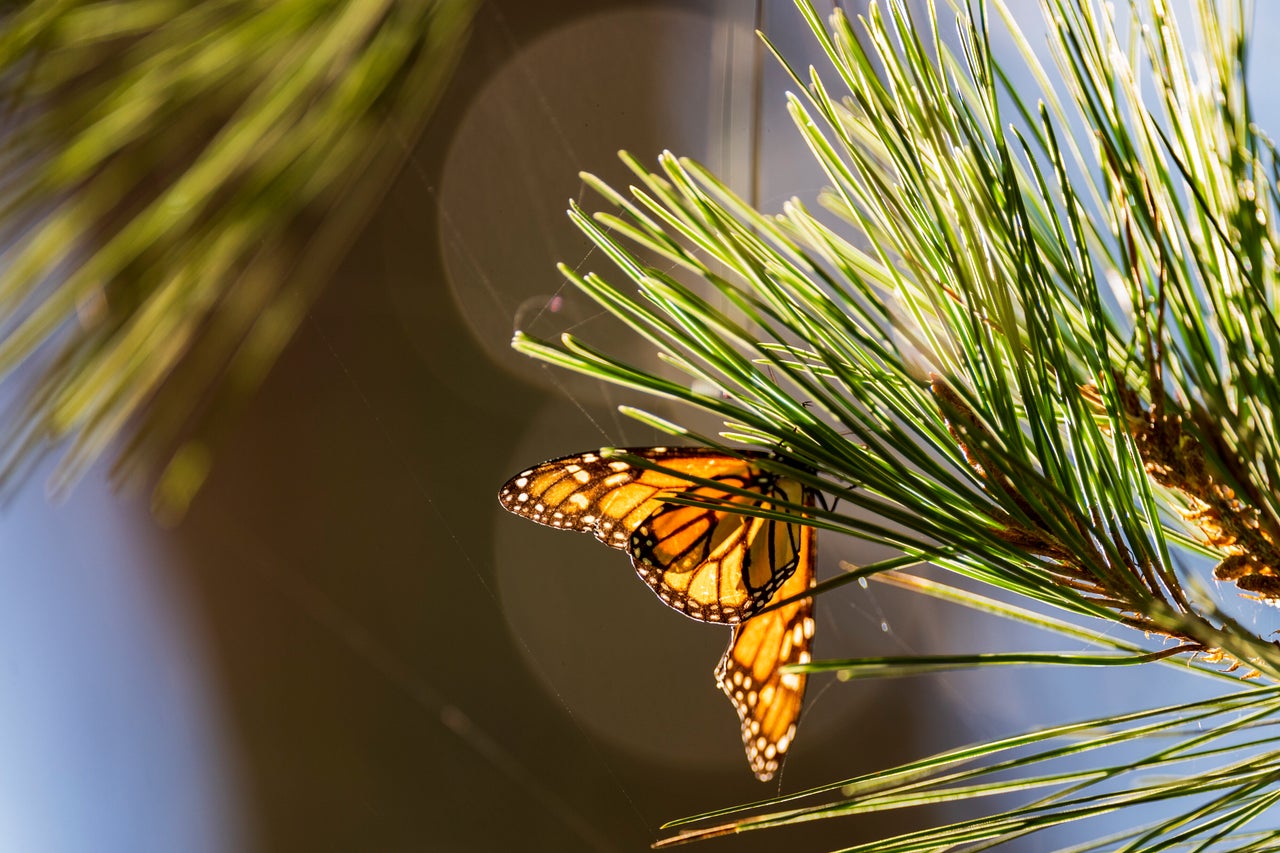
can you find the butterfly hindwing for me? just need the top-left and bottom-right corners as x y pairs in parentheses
(715, 509), (815, 782)
(629, 473), (808, 622)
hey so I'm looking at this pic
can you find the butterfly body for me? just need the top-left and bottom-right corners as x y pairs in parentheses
(498, 446), (817, 781)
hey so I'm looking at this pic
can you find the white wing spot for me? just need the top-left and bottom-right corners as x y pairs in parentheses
(517, 494), (529, 503)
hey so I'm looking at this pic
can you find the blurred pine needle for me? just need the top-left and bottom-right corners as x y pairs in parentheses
(0, 0), (474, 517)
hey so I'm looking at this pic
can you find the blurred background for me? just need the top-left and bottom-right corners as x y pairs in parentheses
(2, 1), (1268, 851)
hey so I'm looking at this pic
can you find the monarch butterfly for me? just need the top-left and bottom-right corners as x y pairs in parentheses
(498, 446), (817, 781)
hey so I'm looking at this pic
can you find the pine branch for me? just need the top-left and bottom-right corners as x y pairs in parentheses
(512, 0), (1280, 846)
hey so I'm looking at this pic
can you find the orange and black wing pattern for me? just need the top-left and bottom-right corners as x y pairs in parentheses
(715, 518), (815, 781)
(498, 447), (806, 623)
(499, 446), (818, 780)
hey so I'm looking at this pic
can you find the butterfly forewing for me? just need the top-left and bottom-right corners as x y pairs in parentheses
(498, 447), (754, 550)
(715, 505), (816, 782)
(500, 447), (804, 621)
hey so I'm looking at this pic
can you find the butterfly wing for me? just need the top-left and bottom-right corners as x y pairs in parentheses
(498, 447), (757, 548)
(500, 446), (819, 780)
(629, 473), (809, 623)
(499, 447), (806, 623)
(714, 498), (815, 782)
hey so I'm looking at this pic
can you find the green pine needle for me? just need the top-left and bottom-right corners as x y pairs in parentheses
(513, 0), (1280, 847)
